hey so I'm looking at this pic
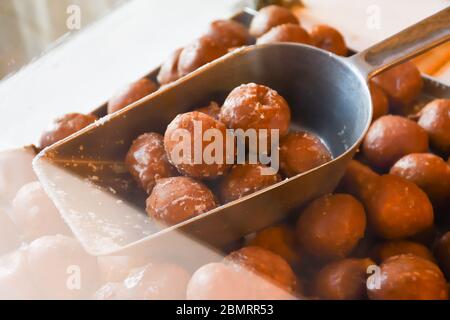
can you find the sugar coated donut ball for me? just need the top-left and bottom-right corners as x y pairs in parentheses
(157, 48), (183, 85)
(219, 164), (282, 203)
(205, 20), (250, 49)
(371, 240), (435, 263)
(125, 133), (177, 194)
(39, 113), (97, 149)
(177, 36), (227, 78)
(27, 235), (99, 299)
(362, 115), (429, 169)
(11, 181), (71, 241)
(97, 255), (149, 284)
(366, 175), (434, 240)
(418, 99), (450, 155)
(280, 131), (332, 177)
(107, 78), (158, 114)
(146, 177), (217, 226)
(314, 258), (375, 300)
(296, 194), (366, 260)
(250, 5), (299, 38)
(367, 254), (448, 300)
(257, 24), (312, 45)
(310, 24), (347, 56)
(164, 111), (231, 178)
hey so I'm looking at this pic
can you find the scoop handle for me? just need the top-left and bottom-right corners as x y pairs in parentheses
(349, 6), (450, 79)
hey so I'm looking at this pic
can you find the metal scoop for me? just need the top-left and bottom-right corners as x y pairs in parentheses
(34, 8), (450, 256)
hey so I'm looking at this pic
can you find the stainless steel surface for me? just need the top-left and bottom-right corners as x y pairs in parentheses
(34, 9), (450, 256)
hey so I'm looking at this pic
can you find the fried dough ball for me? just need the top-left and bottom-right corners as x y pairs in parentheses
(390, 153), (450, 209)
(371, 241), (435, 263)
(314, 258), (375, 300)
(27, 235), (99, 299)
(296, 194), (366, 260)
(195, 101), (221, 119)
(177, 36), (228, 78)
(205, 19), (250, 49)
(107, 78), (158, 114)
(164, 111), (231, 178)
(11, 181), (71, 241)
(434, 231), (450, 279)
(97, 255), (149, 284)
(0, 208), (21, 255)
(339, 160), (380, 201)
(224, 246), (298, 293)
(256, 24), (313, 45)
(39, 113), (97, 149)
(372, 62), (423, 114)
(248, 225), (300, 267)
(146, 177), (217, 226)
(362, 115), (429, 169)
(219, 83), (291, 144)
(369, 82), (389, 121)
(367, 175), (434, 240)
(125, 133), (177, 194)
(93, 282), (125, 300)
(219, 164), (282, 203)
(157, 48), (183, 85)
(367, 254), (448, 300)
(250, 5), (299, 38)
(280, 131), (332, 177)
(310, 24), (347, 56)
(418, 99), (450, 155)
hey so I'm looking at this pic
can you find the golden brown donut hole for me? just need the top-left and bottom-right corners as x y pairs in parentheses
(256, 24), (313, 45)
(296, 194), (366, 261)
(146, 176), (217, 226)
(280, 131), (332, 178)
(367, 254), (448, 300)
(177, 36), (228, 78)
(369, 81), (389, 121)
(371, 240), (435, 263)
(390, 153), (450, 209)
(39, 113), (97, 149)
(157, 48), (183, 86)
(164, 111), (231, 179)
(362, 115), (429, 169)
(250, 5), (299, 38)
(224, 246), (298, 293)
(107, 78), (158, 114)
(434, 231), (450, 280)
(310, 24), (347, 56)
(365, 174), (434, 240)
(205, 19), (250, 49)
(372, 62), (423, 115)
(195, 101), (221, 119)
(418, 99), (450, 155)
(313, 258), (375, 300)
(125, 133), (177, 194)
(219, 163), (282, 203)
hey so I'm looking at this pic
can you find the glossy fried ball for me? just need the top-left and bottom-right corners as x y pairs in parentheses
(146, 176), (217, 226)
(219, 164), (282, 203)
(310, 24), (347, 56)
(296, 194), (366, 260)
(362, 115), (429, 169)
(365, 174), (434, 240)
(372, 62), (423, 114)
(219, 83), (291, 141)
(250, 5), (299, 38)
(371, 241), (435, 263)
(390, 153), (450, 209)
(125, 133), (177, 194)
(418, 99), (450, 155)
(248, 225), (300, 267)
(39, 113), (97, 149)
(224, 246), (298, 293)
(195, 101), (221, 119)
(434, 232), (450, 279)
(280, 131), (332, 177)
(314, 258), (375, 300)
(107, 78), (158, 114)
(367, 254), (448, 300)
(369, 81), (389, 121)
(164, 111), (231, 178)
(157, 48), (183, 86)
(205, 19), (250, 49)
(339, 160), (379, 201)
(256, 24), (313, 45)
(177, 36), (228, 78)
